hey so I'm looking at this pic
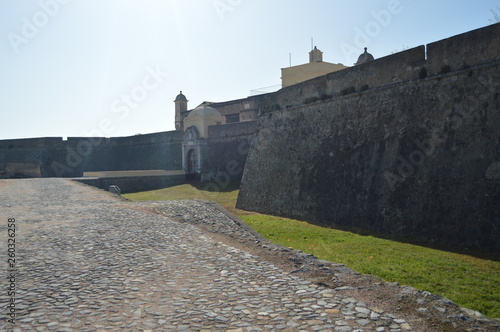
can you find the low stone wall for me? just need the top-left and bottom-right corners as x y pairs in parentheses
(83, 170), (184, 178)
(2, 161), (41, 178)
(74, 174), (186, 194)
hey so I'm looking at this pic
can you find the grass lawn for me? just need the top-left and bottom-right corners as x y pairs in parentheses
(124, 183), (500, 318)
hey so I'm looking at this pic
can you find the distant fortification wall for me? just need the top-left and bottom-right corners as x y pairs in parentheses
(0, 131), (183, 178)
(238, 24), (500, 252)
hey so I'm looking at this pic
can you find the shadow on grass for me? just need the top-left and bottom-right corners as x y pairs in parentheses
(296, 217), (500, 262)
(237, 206), (500, 262)
(187, 180), (242, 193)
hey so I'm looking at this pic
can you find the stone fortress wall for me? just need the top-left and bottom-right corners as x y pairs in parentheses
(206, 121), (258, 188)
(0, 120), (255, 182)
(1, 23), (499, 252)
(237, 23), (500, 252)
(259, 24), (499, 113)
(0, 131), (184, 178)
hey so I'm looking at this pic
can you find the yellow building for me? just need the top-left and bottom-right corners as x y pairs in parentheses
(183, 105), (226, 138)
(281, 47), (348, 87)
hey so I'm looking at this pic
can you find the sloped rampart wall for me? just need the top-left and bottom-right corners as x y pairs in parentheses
(238, 24), (500, 252)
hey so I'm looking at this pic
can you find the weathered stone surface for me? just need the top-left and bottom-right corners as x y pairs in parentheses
(0, 131), (184, 178)
(238, 52), (500, 253)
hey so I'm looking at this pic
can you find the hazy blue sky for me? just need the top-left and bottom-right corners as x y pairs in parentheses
(1, 0), (498, 139)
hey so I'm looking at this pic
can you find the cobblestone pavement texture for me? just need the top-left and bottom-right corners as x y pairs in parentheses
(0, 179), (498, 332)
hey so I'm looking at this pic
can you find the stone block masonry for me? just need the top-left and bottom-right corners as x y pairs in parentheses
(258, 24), (499, 114)
(206, 121), (258, 184)
(0, 131), (183, 178)
(238, 24), (500, 253)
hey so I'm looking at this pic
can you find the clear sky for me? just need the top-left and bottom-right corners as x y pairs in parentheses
(1, 0), (498, 139)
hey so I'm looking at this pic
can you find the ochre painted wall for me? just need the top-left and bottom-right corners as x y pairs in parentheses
(281, 61), (348, 87)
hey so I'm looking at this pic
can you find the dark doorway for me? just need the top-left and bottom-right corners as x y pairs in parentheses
(187, 149), (197, 174)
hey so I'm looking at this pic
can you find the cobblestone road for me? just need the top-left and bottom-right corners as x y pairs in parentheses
(0, 179), (461, 331)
